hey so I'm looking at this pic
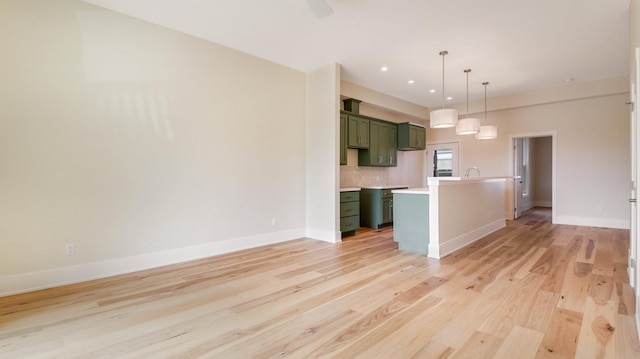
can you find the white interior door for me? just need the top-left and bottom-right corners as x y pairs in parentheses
(514, 138), (523, 219)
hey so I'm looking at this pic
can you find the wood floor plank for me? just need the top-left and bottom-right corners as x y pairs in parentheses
(525, 290), (560, 333)
(575, 296), (617, 358)
(477, 273), (545, 338)
(448, 330), (503, 358)
(615, 313), (640, 358)
(1, 207), (638, 358)
(410, 340), (455, 359)
(493, 325), (544, 359)
(535, 307), (582, 358)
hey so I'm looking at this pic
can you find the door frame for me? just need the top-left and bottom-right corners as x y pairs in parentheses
(425, 141), (460, 186)
(630, 47), (640, 333)
(508, 131), (557, 222)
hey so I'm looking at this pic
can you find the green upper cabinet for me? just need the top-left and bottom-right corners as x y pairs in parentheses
(358, 120), (397, 167)
(347, 115), (370, 149)
(397, 122), (426, 150)
(340, 114), (347, 165)
(389, 124), (398, 166)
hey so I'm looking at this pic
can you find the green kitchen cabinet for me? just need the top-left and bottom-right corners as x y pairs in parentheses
(360, 187), (407, 229)
(340, 190), (360, 236)
(358, 120), (397, 167)
(398, 122), (426, 150)
(347, 115), (370, 149)
(389, 124), (398, 166)
(340, 114), (347, 165)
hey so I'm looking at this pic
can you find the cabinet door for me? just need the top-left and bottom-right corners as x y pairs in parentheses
(369, 121), (381, 165)
(382, 197), (393, 224)
(357, 117), (369, 148)
(347, 116), (369, 149)
(388, 124), (397, 166)
(408, 126), (419, 148)
(398, 123), (426, 150)
(416, 126), (426, 149)
(340, 115), (347, 165)
(378, 123), (389, 165)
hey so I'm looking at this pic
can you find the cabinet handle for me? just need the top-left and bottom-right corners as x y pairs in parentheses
(346, 208), (352, 212)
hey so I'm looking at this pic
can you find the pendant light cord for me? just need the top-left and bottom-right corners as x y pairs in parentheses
(483, 82), (489, 124)
(465, 69), (471, 118)
(439, 51), (448, 110)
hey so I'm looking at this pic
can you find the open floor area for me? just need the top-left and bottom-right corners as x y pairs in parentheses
(1, 208), (639, 358)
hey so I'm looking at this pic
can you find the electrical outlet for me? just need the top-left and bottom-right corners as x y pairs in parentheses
(65, 243), (75, 256)
(271, 217), (277, 226)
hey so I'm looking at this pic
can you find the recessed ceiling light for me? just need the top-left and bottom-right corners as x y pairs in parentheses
(429, 89), (436, 93)
(408, 80), (415, 84)
(380, 67), (388, 72)
(565, 78), (574, 82)
(447, 96), (453, 100)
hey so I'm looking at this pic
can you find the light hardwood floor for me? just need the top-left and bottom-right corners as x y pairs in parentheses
(1, 208), (640, 358)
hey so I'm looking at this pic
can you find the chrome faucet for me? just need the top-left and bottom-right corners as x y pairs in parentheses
(465, 166), (481, 177)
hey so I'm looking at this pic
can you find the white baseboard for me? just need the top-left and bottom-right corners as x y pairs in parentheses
(428, 219), (506, 259)
(554, 215), (630, 229)
(0, 228), (306, 297)
(306, 227), (341, 243)
(534, 201), (552, 207)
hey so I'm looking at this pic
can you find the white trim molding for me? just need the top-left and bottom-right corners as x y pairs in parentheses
(434, 219), (506, 259)
(0, 228), (305, 297)
(555, 216), (630, 230)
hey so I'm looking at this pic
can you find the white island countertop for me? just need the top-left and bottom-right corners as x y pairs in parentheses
(392, 188), (429, 195)
(428, 176), (516, 185)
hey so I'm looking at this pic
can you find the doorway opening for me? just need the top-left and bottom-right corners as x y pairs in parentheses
(426, 142), (459, 186)
(510, 133), (556, 222)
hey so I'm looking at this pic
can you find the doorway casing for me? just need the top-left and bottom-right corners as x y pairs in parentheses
(508, 132), (557, 222)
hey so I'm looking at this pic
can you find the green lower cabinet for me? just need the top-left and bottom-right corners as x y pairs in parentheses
(340, 190), (360, 236)
(393, 192), (430, 255)
(360, 187), (407, 229)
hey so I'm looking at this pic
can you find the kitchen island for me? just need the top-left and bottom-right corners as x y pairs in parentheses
(392, 177), (507, 259)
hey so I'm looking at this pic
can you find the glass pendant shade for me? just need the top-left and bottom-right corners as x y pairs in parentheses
(429, 108), (458, 128)
(456, 117), (480, 135)
(475, 124), (498, 139)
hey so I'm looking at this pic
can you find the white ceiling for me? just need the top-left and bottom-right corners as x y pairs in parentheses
(83, 0), (631, 108)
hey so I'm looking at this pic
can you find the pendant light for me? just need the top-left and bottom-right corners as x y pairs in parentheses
(456, 69), (480, 135)
(429, 51), (458, 128)
(475, 81), (498, 139)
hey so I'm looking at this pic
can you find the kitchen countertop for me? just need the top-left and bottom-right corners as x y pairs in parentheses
(361, 185), (409, 189)
(392, 188), (429, 194)
(340, 187), (361, 192)
(427, 177), (515, 185)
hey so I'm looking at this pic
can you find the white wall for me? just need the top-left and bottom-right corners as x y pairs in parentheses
(428, 77), (630, 229)
(306, 64), (341, 242)
(0, 0), (308, 294)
